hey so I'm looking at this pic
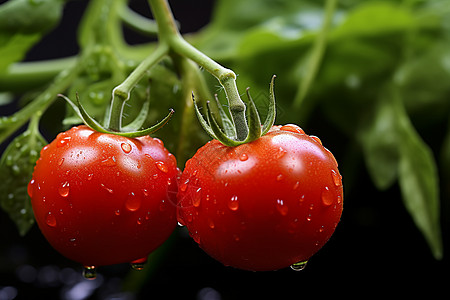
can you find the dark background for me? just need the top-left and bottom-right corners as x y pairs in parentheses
(1, 0), (448, 299)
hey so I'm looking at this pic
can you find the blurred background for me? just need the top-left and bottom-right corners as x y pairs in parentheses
(1, 0), (449, 299)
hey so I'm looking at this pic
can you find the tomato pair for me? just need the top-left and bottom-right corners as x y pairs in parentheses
(28, 123), (342, 274)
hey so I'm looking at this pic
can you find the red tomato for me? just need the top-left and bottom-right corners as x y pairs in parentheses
(177, 124), (343, 271)
(28, 125), (178, 269)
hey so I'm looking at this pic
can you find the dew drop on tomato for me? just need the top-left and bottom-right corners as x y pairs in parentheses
(125, 192), (141, 212)
(57, 136), (71, 148)
(101, 156), (117, 167)
(239, 153), (248, 161)
(276, 199), (289, 216)
(321, 186), (334, 207)
(121, 143), (132, 153)
(27, 180), (35, 197)
(280, 124), (305, 134)
(46, 212), (57, 227)
(82, 266), (96, 280)
(156, 161), (168, 173)
(331, 169), (342, 187)
(192, 188), (202, 207)
(228, 195), (239, 211)
(58, 182), (70, 198)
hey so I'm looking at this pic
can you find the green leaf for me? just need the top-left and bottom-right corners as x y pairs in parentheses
(0, 0), (65, 71)
(359, 86), (443, 259)
(358, 94), (400, 190)
(0, 124), (47, 236)
(394, 92), (443, 260)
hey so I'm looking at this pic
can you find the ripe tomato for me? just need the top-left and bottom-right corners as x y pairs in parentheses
(28, 125), (178, 270)
(177, 124), (343, 271)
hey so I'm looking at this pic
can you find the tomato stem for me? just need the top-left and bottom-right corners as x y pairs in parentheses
(147, 0), (249, 141)
(108, 44), (169, 131)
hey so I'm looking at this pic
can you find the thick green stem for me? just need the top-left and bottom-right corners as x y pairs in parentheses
(0, 57), (77, 93)
(108, 44), (169, 131)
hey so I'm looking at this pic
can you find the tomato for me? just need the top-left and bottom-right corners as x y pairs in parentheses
(28, 125), (178, 270)
(177, 124), (343, 271)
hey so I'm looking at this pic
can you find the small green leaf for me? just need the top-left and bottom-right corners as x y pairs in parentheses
(0, 125), (47, 236)
(243, 88), (262, 143)
(213, 94), (236, 139)
(261, 75), (277, 135)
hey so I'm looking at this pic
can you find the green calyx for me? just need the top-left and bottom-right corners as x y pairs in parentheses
(194, 75), (277, 147)
(59, 93), (174, 138)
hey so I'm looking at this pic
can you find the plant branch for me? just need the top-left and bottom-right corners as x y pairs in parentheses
(293, 0), (337, 110)
(148, 0), (249, 141)
(108, 44), (169, 131)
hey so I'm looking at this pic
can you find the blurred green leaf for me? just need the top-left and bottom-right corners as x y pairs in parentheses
(0, 122), (47, 236)
(0, 0), (65, 71)
(358, 94), (399, 190)
(359, 86), (443, 259)
(392, 90), (443, 260)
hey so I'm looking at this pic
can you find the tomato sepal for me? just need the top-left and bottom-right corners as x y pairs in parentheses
(59, 93), (174, 138)
(193, 75), (277, 147)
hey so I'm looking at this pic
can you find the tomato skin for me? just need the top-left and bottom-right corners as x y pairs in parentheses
(28, 125), (178, 267)
(177, 125), (343, 271)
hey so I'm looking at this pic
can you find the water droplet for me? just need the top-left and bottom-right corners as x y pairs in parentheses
(57, 136), (71, 148)
(208, 218), (215, 229)
(121, 142), (132, 153)
(228, 195), (239, 211)
(331, 169), (342, 187)
(155, 161), (168, 173)
(275, 147), (287, 159)
(58, 158), (65, 166)
(28, 180), (35, 197)
(159, 199), (167, 212)
(299, 195), (305, 203)
(180, 180), (188, 192)
(58, 182), (70, 198)
(101, 156), (117, 167)
(87, 173), (94, 181)
(46, 212), (57, 227)
(290, 260), (308, 271)
(239, 153), (248, 161)
(321, 186), (334, 207)
(100, 183), (114, 194)
(125, 192), (141, 212)
(82, 266), (96, 280)
(280, 124), (305, 134)
(276, 199), (289, 216)
(293, 181), (300, 190)
(276, 174), (284, 181)
(130, 258), (147, 270)
(192, 188), (202, 207)
(115, 209), (121, 216)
